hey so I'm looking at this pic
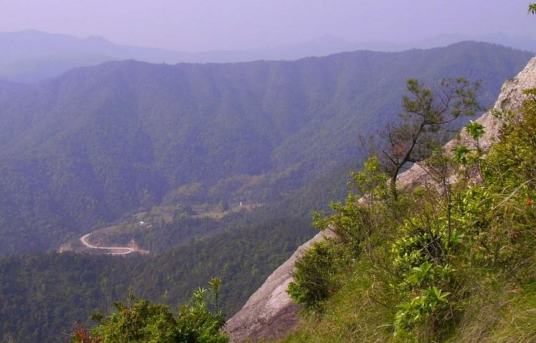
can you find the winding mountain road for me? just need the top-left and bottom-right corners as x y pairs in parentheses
(80, 233), (138, 255)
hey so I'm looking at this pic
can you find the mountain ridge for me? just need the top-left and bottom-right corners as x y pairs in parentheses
(1, 28), (535, 82)
(0, 41), (531, 256)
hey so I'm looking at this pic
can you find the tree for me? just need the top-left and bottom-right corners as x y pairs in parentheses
(380, 78), (480, 199)
(530, 3), (536, 14)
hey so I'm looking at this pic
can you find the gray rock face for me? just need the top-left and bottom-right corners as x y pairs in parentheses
(225, 230), (335, 342)
(225, 56), (536, 343)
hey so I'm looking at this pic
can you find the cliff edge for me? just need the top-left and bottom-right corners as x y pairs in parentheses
(225, 56), (536, 343)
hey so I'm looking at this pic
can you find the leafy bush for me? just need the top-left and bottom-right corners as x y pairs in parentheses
(288, 241), (339, 310)
(72, 279), (228, 343)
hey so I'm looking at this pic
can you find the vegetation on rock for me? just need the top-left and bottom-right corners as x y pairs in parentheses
(378, 78), (480, 199)
(285, 87), (536, 342)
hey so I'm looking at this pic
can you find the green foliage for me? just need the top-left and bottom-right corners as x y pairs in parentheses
(453, 144), (471, 165)
(465, 121), (485, 141)
(381, 77), (481, 199)
(284, 90), (536, 342)
(73, 283), (227, 343)
(0, 43), (533, 342)
(174, 287), (227, 343)
(394, 287), (450, 339)
(0, 42), (530, 256)
(530, 3), (536, 14)
(352, 156), (389, 198)
(326, 156), (391, 253)
(391, 217), (457, 339)
(288, 241), (338, 310)
(290, 157), (396, 312)
(88, 299), (177, 343)
(0, 157), (350, 342)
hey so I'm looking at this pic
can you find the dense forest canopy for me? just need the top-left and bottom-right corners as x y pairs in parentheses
(0, 42), (531, 256)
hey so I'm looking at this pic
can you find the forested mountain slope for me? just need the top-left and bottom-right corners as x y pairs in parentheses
(0, 42), (532, 342)
(0, 164), (349, 342)
(0, 41), (531, 255)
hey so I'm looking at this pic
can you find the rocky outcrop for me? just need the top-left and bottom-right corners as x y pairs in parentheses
(399, 56), (536, 188)
(225, 56), (536, 343)
(225, 229), (335, 342)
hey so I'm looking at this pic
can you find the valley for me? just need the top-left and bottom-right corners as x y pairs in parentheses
(0, 41), (530, 257)
(79, 232), (146, 255)
(0, 41), (533, 342)
(59, 201), (261, 255)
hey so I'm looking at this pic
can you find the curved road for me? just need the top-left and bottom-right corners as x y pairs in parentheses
(80, 233), (137, 255)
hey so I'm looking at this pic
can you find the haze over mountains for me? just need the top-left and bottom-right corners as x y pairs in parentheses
(0, 0), (535, 341)
(0, 41), (531, 257)
(1, 30), (536, 82)
(0, 29), (534, 342)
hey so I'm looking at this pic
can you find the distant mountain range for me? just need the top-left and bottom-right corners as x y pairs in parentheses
(0, 41), (531, 255)
(0, 30), (535, 82)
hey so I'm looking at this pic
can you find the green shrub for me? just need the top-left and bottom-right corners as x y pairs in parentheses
(72, 279), (228, 343)
(288, 241), (338, 310)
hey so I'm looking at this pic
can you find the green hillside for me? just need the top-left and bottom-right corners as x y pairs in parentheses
(0, 42), (531, 255)
(280, 88), (536, 342)
(0, 164), (349, 342)
(0, 42), (533, 342)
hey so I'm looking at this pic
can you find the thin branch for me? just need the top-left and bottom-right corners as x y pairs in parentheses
(491, 177), (536, 212)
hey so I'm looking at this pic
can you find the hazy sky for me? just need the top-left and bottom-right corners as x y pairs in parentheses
(0, 0), (534, 51)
